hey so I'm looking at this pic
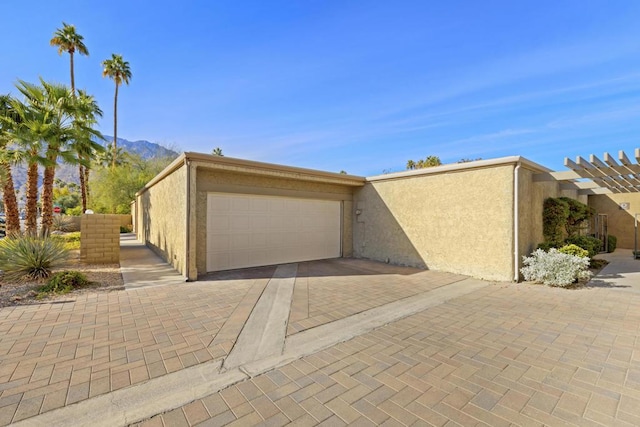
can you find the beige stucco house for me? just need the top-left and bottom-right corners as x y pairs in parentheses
(134, 152), (628, 282)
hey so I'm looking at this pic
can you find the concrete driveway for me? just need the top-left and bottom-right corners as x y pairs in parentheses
(1, 239), (640, 426)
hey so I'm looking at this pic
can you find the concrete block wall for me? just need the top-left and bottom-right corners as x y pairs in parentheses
(80, 214), (121, 264)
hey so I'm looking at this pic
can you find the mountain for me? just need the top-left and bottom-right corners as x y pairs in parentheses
(102, 136), (179, 160)
(4, 137), (180, 203)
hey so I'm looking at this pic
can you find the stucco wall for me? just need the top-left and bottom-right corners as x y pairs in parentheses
(517, 168), (562, 264)
(589, 193), (640, 249)
(137, 163), (187, 275)
(354, 165), (515, 281)
(195, 168), (355, 274)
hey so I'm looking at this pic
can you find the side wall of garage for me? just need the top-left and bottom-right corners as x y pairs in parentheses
(589, 193), (640, 249)
(518, 168), (562, 264)
(353, 164), (516, 281)
(136, 163), (188, 276)
(195, 168), (355, 275)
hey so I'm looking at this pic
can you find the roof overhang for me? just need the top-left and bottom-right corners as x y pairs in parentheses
(137, 152), (366, 196)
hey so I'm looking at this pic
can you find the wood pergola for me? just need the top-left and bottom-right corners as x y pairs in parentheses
(534, 148), (640, 195)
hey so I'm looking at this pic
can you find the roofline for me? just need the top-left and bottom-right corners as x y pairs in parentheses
(136, 152), (366, 196)
(366, 156), (551, 182)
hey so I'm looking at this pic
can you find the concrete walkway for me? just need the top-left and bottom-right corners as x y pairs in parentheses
(5, 239), (640, 426)
(119, 234), (186, 290)
(590, 248), (640, 292)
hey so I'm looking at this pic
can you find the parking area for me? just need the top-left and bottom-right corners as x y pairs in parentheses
(1, 241), (640, 426)
(138, 277), (640, 427)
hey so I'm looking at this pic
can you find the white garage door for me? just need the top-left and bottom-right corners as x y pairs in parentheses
(206, 193), (342, 271)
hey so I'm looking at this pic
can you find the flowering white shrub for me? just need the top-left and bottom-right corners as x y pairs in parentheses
(521, 248), (591, 287)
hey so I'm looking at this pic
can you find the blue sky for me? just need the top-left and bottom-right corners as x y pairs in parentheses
(2, 1), (640, 176)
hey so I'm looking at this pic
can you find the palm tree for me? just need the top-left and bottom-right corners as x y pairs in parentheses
(95, 146), (128, 168)
(102, 54), (132, 168)
(70, 90), (104, 213)
(10, 79), (94, 236)
(211, 147), (224, 156)
(2, 92), (48, 236)
(50, 22), (89, 95)
(0, 95), (21, 236)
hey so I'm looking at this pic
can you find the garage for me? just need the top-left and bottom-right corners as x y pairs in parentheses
(206, 193), (342, 271)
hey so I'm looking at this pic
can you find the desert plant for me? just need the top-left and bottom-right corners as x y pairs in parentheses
(0, 237), (68, 281)
(558, 244), (589, 258)
(52, 215), (74, 232)
(38, 270), (89, 295)
(607, 235), (617, 253)
(565, 235), (603, 258)
(521, 248), (591, 287)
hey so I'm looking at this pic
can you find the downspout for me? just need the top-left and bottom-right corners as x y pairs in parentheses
(185, 158), (192, 282)
(513, 162), (521, 282)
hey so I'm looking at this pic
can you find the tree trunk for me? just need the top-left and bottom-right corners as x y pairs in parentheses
(40, 156), (57, 238)
(70, 52), (75, 95)
(24, 162), (39, 237)
(112, 83), (119, 168)
(84, 163), (91, 208)
(1, 161), (20, 236)
(79, 163), (87, 213)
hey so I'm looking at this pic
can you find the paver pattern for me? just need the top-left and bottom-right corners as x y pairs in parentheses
(138, 282), (640, 426)
(0, 275), (268, 425)
(288, 259), (465, 335)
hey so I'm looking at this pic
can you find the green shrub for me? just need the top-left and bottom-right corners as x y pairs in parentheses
(120, 225), (133, 233)
(543, 198), (569, 246)
(557, 197), (595, 237)
(50, 232), (81, 251)
(66, 206), (83, 216)
(607, 235), (617, 253)
(565, 235), (603, 258)
(38, 270), (89, 294)
(559, 244), (589, 258)
(537, 241), (557, 252)
(0, 237), (68, 281)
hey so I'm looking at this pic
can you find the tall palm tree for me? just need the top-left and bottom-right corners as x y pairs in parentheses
(71, 90), (104, 212)
(102, 54), (132, 168)
(51, 23), (92, 212)
(50, 22), (89, 95)
(0, 95), (21, 236)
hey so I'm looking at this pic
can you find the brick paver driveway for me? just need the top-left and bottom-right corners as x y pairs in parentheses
(2, 258), (640, 426)
(0, 273), (268, 425)
(141, 281), (640, 426)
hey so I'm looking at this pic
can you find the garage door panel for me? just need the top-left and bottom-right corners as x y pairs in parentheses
(206, 193), (341, 271)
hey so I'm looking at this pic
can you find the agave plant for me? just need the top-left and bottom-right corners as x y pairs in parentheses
(0, 237), (68, 281)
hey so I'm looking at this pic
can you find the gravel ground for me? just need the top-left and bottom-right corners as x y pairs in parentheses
(0, 249), (124, 308)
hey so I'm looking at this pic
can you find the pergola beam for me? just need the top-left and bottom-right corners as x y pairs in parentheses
(544, 149), (640, 193)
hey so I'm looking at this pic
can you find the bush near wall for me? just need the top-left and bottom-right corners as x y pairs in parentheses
(558, 244), (589, 258)
(521, 248), (591, 287)
(607, 235), (617, 253)
(558, 197), (595, 237)
(565, 235), (602, 258)
(540, 197), (597, 255)
(543, 198), (569, 246)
